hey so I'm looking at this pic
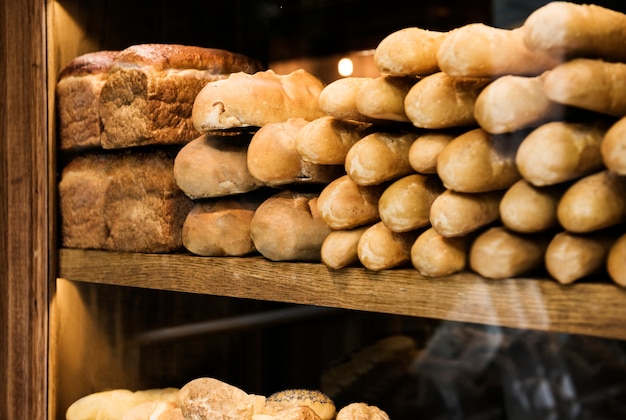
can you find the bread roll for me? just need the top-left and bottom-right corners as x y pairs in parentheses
(546, 230), (618, 285)
(318, 77), (374, 122)
(469, 226), (551, 279)
(411, 227), (472, 277)
(179, 377), (259, 420)
(357, 221), (420, 271)
(408, 131), (455, 174)
(515, 120), (608, 187)
(378, 173), (445, 232)
(404, 72), (490, 129)
(247, 118), (344, 186)
(122, 401), (180, 420)
(557, 170), (626, 233)
(355, 75), (417, 122)
(263, 390), (335, 420)
(499, 179), (567, 233)
(607, 233), (626, 287)
(374, 27), (446, 76)
(336, 402), (390, 420)
(192, 69), (326, 132)
(344, 131), (417, 186)
(602, 116), (626, 175)
(522, 1), (626, 62)
(317, 175), (384, 230)
(174, 133), (262, 199)
(320, 226), (370, 269)
(436, 128), (522, 193)
(543, 58), (626, 117)
(437, 23), (558, 77)
(250, 191), (331, 262)
(430, 189), (503, 238)
(295, 116), (373, 165)
(474, 73), (563, 134)
(269, 406), (322, 420)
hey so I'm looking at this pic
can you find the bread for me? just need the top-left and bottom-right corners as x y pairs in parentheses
(543, 58), (626, 117)
(404, 72), (490, 129)
(410, 227), (472, 277)
(320, 226), (370, 269)
(263, 390), (335, 420)
(357, 221), (420, 271)
(59, 150), (193, 253)
(335, 402), (390, 420)
(515, 120), (608, 187)
(173, 133), (262, 199)
(247, 118), (344, 186)
(250, 191), (331, 262)
(607, 233), (626, 287)
(317, 175), (384, 230)
(437, 23), (558, 78)
(408, 131), (455, 174)
(473, 73), (563, 134)
(268, 406), (322, 420)
(56, 50), (119, 151)
(378, 173), (445, 232)
(374, 27), (446, 76)
(344, 131), (417, 186)
(318, 77), (375, 122)
(294, 116), (374, 165)
(179, 377), (260, 420)
(602, 116), (626, 175)
(355, 75), (417, 122)
(122, 401), (181, 420)
(557, 170), (626, 233)
(193, 69), (326, 132)
(98, 44), (262, 149)
(522, 1), (626, 62)
(429, 189), (503, 238)
(436, 128), (522, 193)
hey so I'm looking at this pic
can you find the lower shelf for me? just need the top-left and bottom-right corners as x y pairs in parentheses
(58, 248), (626, 341)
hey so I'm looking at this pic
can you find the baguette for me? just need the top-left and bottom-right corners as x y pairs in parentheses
(374, 27), (446, 76)
(607, 233), (626, 287)
(410, 227), (472, 277)
(357, 221), (419, 271)
(601, 116), (626, 175)
(318, 77), (375, 122)
(355, 75), (417, 122)
(515, 120), (608, 187)
(408, 131), (455, 174)
(320, 226), (370, 269)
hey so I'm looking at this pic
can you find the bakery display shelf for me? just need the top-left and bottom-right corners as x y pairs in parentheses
(58, 248), (626, 341)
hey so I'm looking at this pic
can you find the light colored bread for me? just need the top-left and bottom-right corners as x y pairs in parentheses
(602, 116), (626, 175)
(357, 221), (420, 271)
(374, 27), (446, 76)
(270, 406), (322, 420)
(317, 175), (384, 230)
(192, 69), (326, 132)
(179, 377), (258, 420)
(404, 72), (490, 129)
(515, 120), (608, 187)
(250, 191), (331, 262)
(607, 233), (626, 287)
(378, 173), (445, 232)
(355, 75), (417, 122)
(263, 390), (335, 420)
(318, 77), (374, 122)
(436, 128), (521, 193)
(59, 150), (193, 253)
(473, 73), (563, 134)
(320, 226), (370, 269)
(99, 44), (261, 148)
(408, 131), (455, 174)
(122, 400), (180, 420)
(557, 170), (626, 233)
(344, 131), (417, 186)
(411, 227), (472, 277)
(335, 402), (390, 420)
(173, 133), (262, 199)
(430, 189), (503, 238)
(247, 118), (344, 186)
(436, 23), (558, 77)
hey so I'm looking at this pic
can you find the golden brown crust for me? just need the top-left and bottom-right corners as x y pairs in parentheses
(608, 233), (626, 287)
(411, 227), (472, 277)
(335, 402), (390, 420)
(374, 27), (446, 76)
(602, 116), (626, 175)
(58, 50), (119, 79)
(179, 377), (258, 420)
(357, 221), (419, 271)
(320, 226), (370, 269)
(264, 389), (335, 420)
(430, 189), (503, 238)
(355, 75), (417, 122)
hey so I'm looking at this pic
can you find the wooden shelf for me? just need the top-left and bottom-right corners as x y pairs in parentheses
(58, 248), (626, 341)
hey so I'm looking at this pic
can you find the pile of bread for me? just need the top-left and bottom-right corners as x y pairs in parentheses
(65, 377), (389, 420)
(57, 1), (626, 286)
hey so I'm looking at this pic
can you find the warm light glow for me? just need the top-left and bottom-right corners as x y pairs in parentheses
(338, 57), (353, 77)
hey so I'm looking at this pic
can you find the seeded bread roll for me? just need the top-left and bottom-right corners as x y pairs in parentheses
(374, 27), (446, 76)
(357, 221), (420, 271)
(320, 226), (370, 269)
(608, 233), (626, 287)
(602, 116), (626, 175)
(179, 377), (261, 420)
(192, 69), (326, 132)
(263, 390), (335, 420)
(336, 402), (390, 420)
(411, 227), (472, 277)
(430, 189), (503, 238)
(408, 131), (455, 174)
(355, 75), (417, 122)
(318, 77), (374, 122)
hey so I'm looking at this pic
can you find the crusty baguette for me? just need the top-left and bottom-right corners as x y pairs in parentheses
(515, 120), (608, 187)
(404, 72), (490, 129)
(543, 58), (626, 117)
(436, 128), (522, 193)
(546, 230), (618, 285)
(474, 73), (563, 134)
(411, 227), (472, 277)
(344, 131), (417, 186)
(408, 131), (455, 174)
(437, 23), (558, 78)
(557, 170), (626, 233)
(355, 75), (417, 122)
(320, 226), (370, 269)
(522, 1), (626, 62)
(429, 189), (503, 238)
(357, 221), (420, 271)
(601, 116), (626, 175)
(378, 173), (445, 232)
(318, 77), (375, 122)
(607, 233), (626, 287)
(374, 27), (446, 76)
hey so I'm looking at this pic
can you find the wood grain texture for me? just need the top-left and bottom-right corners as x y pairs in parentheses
(59, 249), (626, 341)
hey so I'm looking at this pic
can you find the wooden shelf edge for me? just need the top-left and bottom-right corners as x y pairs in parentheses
(58, 248), (626, 341)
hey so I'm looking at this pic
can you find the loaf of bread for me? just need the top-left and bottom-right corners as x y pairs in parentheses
(247, 118), (344, 186)
(515, 120), (608, 187)
(355, 75), (417, 122)
(357, 222), (419, 271)
(263, 390), (335, 420)
(411, 227), (472, 277)
(436, 23), (558, 78)
(56, 50), (119, 151)
(601, 116), (626, 175)
(320, 226), (370, 269)
(335, 402), (390, 420)
(374, 27), (446, 76)
(193, 69), (325, 133)
(98, 44), (262, 148)
(607, 233), (626, 287)
(408, 131), (455, 174)
(122, 401), (181, 420)
(318, 77), (375, 122)
(404, 72), (490, 129)
(173, 133), (262, 199)
(59, 150), (193, 253)
(429, 189), (503, 237)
